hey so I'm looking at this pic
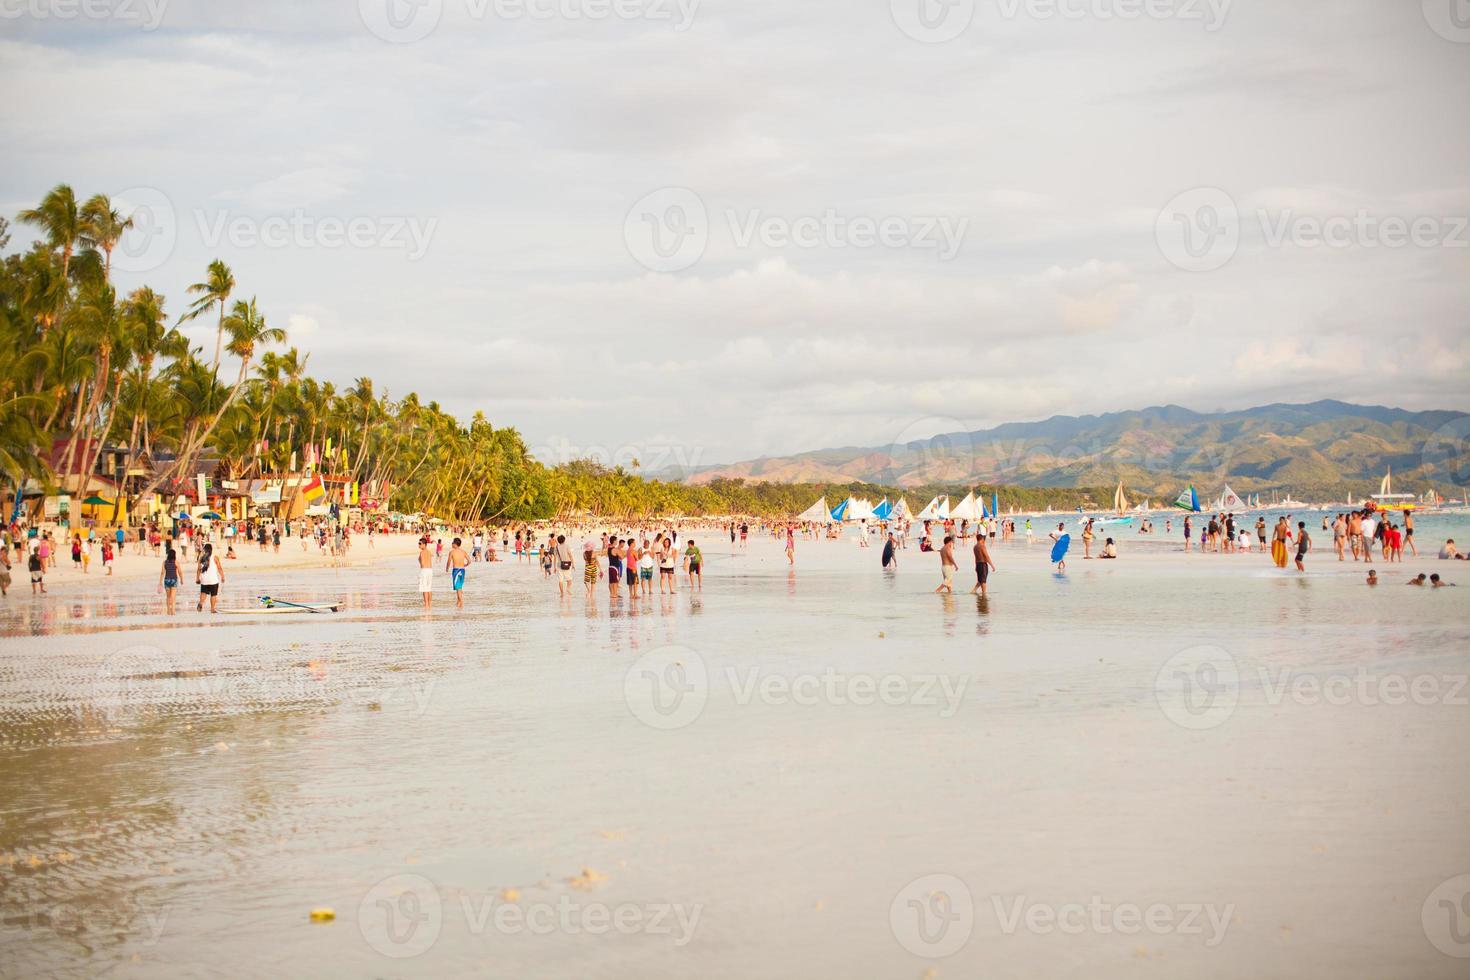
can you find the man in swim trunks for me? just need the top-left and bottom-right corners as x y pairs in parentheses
(935, 535), (956, 594)
(685, 539), (702, 591)
(1294, 521), (1310, 572)
(971, 532), (995, 596)
(446, 536), (470, 608)
(418, 537), (435, 609)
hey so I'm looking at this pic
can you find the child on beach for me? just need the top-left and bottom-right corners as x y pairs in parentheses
(158, 546), (179, 613)
(584, 545), (598, 598)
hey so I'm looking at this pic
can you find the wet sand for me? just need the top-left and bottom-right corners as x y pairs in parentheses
(2, 530), (1468, 978)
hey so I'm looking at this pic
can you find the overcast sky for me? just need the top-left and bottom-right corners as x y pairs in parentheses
(3, 0), (1467, 469)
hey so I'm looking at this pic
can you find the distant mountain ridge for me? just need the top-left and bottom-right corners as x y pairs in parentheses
(684, 401), (1469, 497)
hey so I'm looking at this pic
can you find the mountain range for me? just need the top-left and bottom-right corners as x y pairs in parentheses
(683, 401), (1469, 498)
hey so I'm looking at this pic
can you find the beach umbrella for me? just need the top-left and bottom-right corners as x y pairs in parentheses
(82, 495), (112, 505)
(201, 511), (223, 520)
(177, 511), (191, 519)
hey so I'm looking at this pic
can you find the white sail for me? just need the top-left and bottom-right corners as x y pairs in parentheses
(1217, 484), (1246, 510)
(1113, 481), (1129, 513)
(847, 497), (874, 521)
(796, 496), (829, 522)
(892, 497), (912, 521)
(949, 492), (980, 521)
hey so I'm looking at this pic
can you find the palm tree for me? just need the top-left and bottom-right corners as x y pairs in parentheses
(80, 194), (134, 283)
(179, 259), (235, 380)
(19, 184), (82, 288)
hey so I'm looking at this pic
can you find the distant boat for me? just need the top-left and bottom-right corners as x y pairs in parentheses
(1113, 481), (1130, 515)
(1372, 466), (1417, 511)
(1172, 485), (1201, 513)
(1215, 484), (1247, 511)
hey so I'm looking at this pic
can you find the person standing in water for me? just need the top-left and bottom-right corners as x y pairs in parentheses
(685, 539), (703, 591)
(971, 531), (995, 597)
(935, 535), (957, 594)
(157, 545), (179, 613)
(881, 533), (897, 570)
(785, 524), (795, 565)
(446, 536), (470, 608)
(1294, 521), (1311, 572)
(195, 542), (224, 614)
(418, 537), (435, 609)
(1404, 510), (1417, 557)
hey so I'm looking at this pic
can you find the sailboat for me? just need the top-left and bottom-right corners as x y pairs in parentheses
(1371, 466), (1417, 512)
(1112, 481), (1129, 515)
(1215, 484), (1247, 511)
(1172, 485), (1201, 513)
(949, 492), (981, 522)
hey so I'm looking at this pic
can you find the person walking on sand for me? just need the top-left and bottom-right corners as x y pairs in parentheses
(685, 539), (703, 591)
(28, 546), (45, 594)
(196, 542), (224, 613)
(0, 545), (11, 597)
(935, 534), (957, 594)
(446, 536), (470, 608)
(157, 545), (179, 613)
(971, 531), (995, 596)
(1294, 521), (1311, 572)
(555, 534), (576, 598)
(418, 537), (435, 609)
(785, 524), (795, 565)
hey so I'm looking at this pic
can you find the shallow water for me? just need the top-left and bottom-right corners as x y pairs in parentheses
(2, 529), (1469, 978)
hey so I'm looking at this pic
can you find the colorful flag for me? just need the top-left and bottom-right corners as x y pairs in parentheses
(302, 474), (325, 503)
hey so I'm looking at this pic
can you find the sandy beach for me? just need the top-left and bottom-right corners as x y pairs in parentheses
(3, 527), (1468, 978)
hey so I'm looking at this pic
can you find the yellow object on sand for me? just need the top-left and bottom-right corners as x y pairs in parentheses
(309, 908), (335, 922)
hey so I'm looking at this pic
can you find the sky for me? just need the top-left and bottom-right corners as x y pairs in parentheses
(2, 0), (1468, 473)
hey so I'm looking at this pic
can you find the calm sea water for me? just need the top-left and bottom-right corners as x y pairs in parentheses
(2, 525), (1468, 978)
